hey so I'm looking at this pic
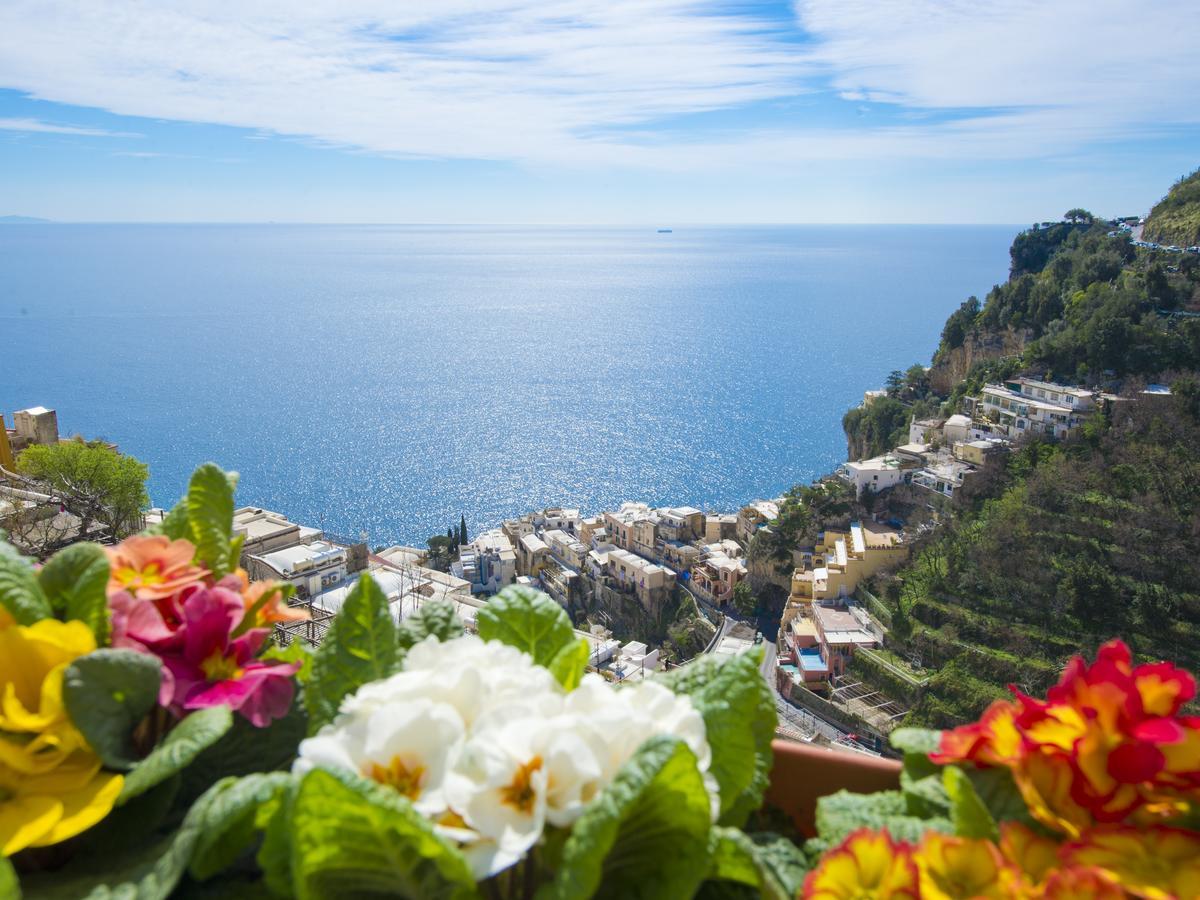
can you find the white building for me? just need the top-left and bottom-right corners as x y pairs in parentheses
(247, 540), (347, 599)
(839, 455), (911, 497)
(542, 528), (589, 571)
(452, 528), (517, 595)
(977, 379), (1093, 440)
(233, 507), (323, 559)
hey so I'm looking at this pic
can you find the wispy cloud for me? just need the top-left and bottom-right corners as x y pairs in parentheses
(0, 1), (1195, 168)
(0, 116), (140, 137)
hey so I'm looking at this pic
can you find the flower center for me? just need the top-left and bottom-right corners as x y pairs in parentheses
(367, 756), (426, 800)
(118, 562), (164, 588)
(500, 755), (543, 815)
(200, 648), (244, 683)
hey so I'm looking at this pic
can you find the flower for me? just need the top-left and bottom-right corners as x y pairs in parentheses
(296, 697), (465, 817)
(1037, 865), (1125, 899)
(1061, 826), (1200, 900)
(0, 620), (123, 856)
(802, 828), (920, 899)
(159, 587), (298, 727)
(933, 640), (1200, 836)
(239, 577), (308, 627)
(997, 822), (1059, 886)
(104, 535), (207, 601)
(913, 832), (1018, 899)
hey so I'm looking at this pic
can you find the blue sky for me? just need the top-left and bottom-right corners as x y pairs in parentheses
(0, 0), (1197, 223)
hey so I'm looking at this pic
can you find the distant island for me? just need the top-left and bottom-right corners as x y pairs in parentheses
(0, 215), (53, 224)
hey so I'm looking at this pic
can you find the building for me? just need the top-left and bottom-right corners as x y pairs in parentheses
(542, 528), (589, 571)
(602, 640), (661, 682)
(703, 513), (738, 543)
(789, 522), (908, 603)
(452, 528), (517, 595)
(909, 417), (944, 445)
(603, 548), (676, 611)
(972, 377), (1095, 440)
(233, 507), (324, 559)
(942, 414), (973, 444)
(246, 540), (348, 599)
(689, 541), (747, 605)
(656, 506), (705, 544)
(838, 455), (916, 498)
(308, 566), (480, 633)
(375, 546), (428, 568)
(736, 500), (779, 547)
(10, 407), (59, 451)
(516, 533), (550, 578)
(780, 603), (880, 693)
(533, 507), (581, 535)
(579, 516), (606, 545)
(659, 540), (701, 572)
(603, 502), (652, 552)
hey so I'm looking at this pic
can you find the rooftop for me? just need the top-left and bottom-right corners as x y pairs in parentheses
(254, 541), (344, 576)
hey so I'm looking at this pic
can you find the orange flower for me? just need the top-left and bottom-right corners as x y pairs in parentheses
(1061, 826), (1200, 900)
(803, 829), (920, 899)
(914, 832), (1020, 900)
(242, 580), (308, 627)
(105, 535), (208, 601)
(934, 641), (1200, 835)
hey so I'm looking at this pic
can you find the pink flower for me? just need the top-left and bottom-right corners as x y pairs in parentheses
(105, 535), (208, 601)
(157, 587), (299, 728)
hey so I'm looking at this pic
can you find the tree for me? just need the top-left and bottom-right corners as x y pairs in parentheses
(731, 580), (755, 617)
(459, 514), (468, 546)
(12, 439), (148, 555)
(1064, 208), (1095, 224)
(885, 370), (905, 397)
(426, 534), (455, 572)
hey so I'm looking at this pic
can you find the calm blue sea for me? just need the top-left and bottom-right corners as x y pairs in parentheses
(1, 224), (1015, 545)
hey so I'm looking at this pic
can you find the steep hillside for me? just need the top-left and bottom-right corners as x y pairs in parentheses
(1143, 168), (1200, 247)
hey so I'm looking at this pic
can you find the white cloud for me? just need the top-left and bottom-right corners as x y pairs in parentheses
(0, 1), (1195, 168)
(0, 116), (140, 137)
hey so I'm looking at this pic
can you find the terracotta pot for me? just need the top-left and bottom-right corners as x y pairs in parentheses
(763, 739), (901, 836)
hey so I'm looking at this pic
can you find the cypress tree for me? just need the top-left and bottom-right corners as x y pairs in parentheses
(460, 514), (468, 545)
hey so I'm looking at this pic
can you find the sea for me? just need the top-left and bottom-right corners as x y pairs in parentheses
(0, 224), (1015, 546)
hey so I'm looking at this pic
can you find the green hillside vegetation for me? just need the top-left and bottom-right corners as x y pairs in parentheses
(827, 176), (1200, 728)
(1143, 168), (1200, 247)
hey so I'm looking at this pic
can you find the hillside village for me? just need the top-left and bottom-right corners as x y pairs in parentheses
(5, 176), (1200, 756)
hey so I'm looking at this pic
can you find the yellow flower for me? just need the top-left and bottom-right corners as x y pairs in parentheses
(0, 619), (124, 856)
(803, 828), (921, 899)
(914, 832), (1019, 900)
(1062, 826), (1200, 900)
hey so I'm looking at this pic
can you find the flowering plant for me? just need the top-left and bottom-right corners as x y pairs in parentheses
(801, 640), (1200, 899)
(1, 463), (793, 899)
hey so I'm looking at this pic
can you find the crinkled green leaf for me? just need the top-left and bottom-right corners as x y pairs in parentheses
(890, 727), (943, 757)
(147, 497), (190, 541)
(965, 764), (1040, 828)
(542, 736), (713, 900)
(16, 771), (223, 900)
(815, 789), (953, 846)
(901, 768), (952, 819)
(263, 640), (314, 684)
(706, 829), (809, 900)
(396, 598), (465, 653)
(944, 765), (998, 841)
(186, 463), (237, 578)
(120, 705), (235, 803)
(305, 573), (397, 734)
(283, 767), (476, 900)
(659, 647), (775, 826)
(62, 648), (162, 770)
(257, 776), (298, 897)
(547, 636), (591, 691)
(38, 542), (111, 643)
(0, 539), (51, 625)
(475, 584), (575, 668)
(189, 772), (294, 882)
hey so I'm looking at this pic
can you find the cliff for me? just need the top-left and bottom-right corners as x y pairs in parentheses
(1142, 168), (1200, 247)
(927, 327), (1029, 395)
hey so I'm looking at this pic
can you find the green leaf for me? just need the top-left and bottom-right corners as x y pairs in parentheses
(0, 855), (19, 900)
(964, 765), (1039, 828)
(0, 540), (52, 625)
(900, 768), (951, 819)
(263, 639), (314, 684)
(15, 772), (225, 900)
(396, 598), (465, 653)
(284, 767), (476, 899)
(547, 636), (591, 691)
(305, 573), (397, 734)
(189, 772), (294, 881)
(257, 776), (298, 897)
(815, 789), (953, 846)
(542, 736), (713, 900)
(147, 497), (190, 541)
(706, 829), (808, 900)
(475, 584), (574, 668)
(890, 727), (942, 756)
(186, 463), (237, 578)
(659, 647), (776, 826)
(944, 765), (998, 841)
(38, 542), (111, 642)
(62, 648), (162, 770)
(120, 705), (235, 803)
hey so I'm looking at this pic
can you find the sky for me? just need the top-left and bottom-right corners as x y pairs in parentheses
(0, 0), (1197, 224)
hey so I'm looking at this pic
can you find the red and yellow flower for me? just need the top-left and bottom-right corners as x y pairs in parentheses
(933, 640), (1200, 836)
(1061, 826), (1200, 900)
(803, 828), (920, 899)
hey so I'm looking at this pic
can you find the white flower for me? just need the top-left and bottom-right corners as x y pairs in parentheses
(295, 697), (465, 817)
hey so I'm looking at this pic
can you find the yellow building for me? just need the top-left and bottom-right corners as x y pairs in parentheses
(789, 521), (908, 603)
